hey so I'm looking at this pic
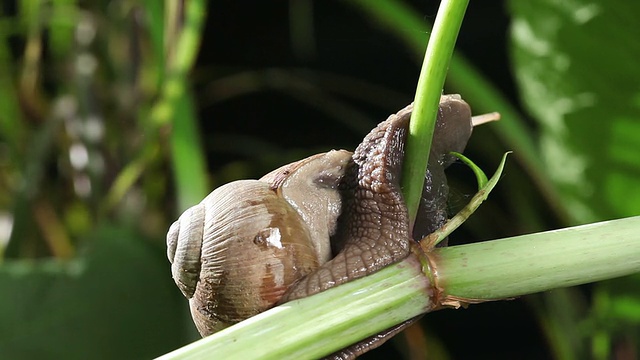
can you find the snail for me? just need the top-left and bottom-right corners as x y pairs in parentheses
(166, 94), (473, 353)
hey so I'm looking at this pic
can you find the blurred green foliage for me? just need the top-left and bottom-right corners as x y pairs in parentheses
(0, 0), (204, 358)
(508, 1), (640, 358)
(0, 226), (188, 359)
(0, 0), (638, 359)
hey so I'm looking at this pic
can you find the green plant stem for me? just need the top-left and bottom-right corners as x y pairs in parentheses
(105, 0), (209, 213)
(349, 0), (573, 224)
(157, 216), (640, 359)
(165, 0), (209, 212)
(157, 256), (431, 360)
(435, 216), (640, 300)
(400, 0), (469, 222)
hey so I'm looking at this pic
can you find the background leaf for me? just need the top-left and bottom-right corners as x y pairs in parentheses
(509, 0), (640, 358)
(510, 0), (640, 223)
(0, 226), (190, 359)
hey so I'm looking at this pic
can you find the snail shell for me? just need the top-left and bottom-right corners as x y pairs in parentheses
(167, 150), (351, 335)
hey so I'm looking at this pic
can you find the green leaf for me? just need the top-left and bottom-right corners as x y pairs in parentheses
(509, 0), (640, 223)
(509, 2), (640, 358)
(422, 152), (510, 247)
(49, 0), (78, 59)
(0, 226), (192, 359)
(170, 91), (209, 212)
(450, 151), (488, 189)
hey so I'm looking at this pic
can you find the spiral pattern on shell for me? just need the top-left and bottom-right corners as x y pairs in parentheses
(166, 180), (324, 334)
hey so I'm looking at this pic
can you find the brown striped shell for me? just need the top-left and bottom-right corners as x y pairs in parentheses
(166, 150), (351, 335)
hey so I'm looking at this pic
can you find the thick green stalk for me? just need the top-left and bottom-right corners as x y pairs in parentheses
(157, 256), (431, 360)
(157, 216), (640, 359)
(401, 0), (469, 221)
(435, 216), (640, 299)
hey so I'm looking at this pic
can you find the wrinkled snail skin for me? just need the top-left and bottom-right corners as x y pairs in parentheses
(283, 94), (473, 302)
(166, 94), (473, 346)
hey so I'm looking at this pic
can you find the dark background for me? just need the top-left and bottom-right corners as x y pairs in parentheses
(193, 1), (549, 358)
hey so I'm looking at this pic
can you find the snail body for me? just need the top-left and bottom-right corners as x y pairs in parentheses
(167, 95), (473, 341)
